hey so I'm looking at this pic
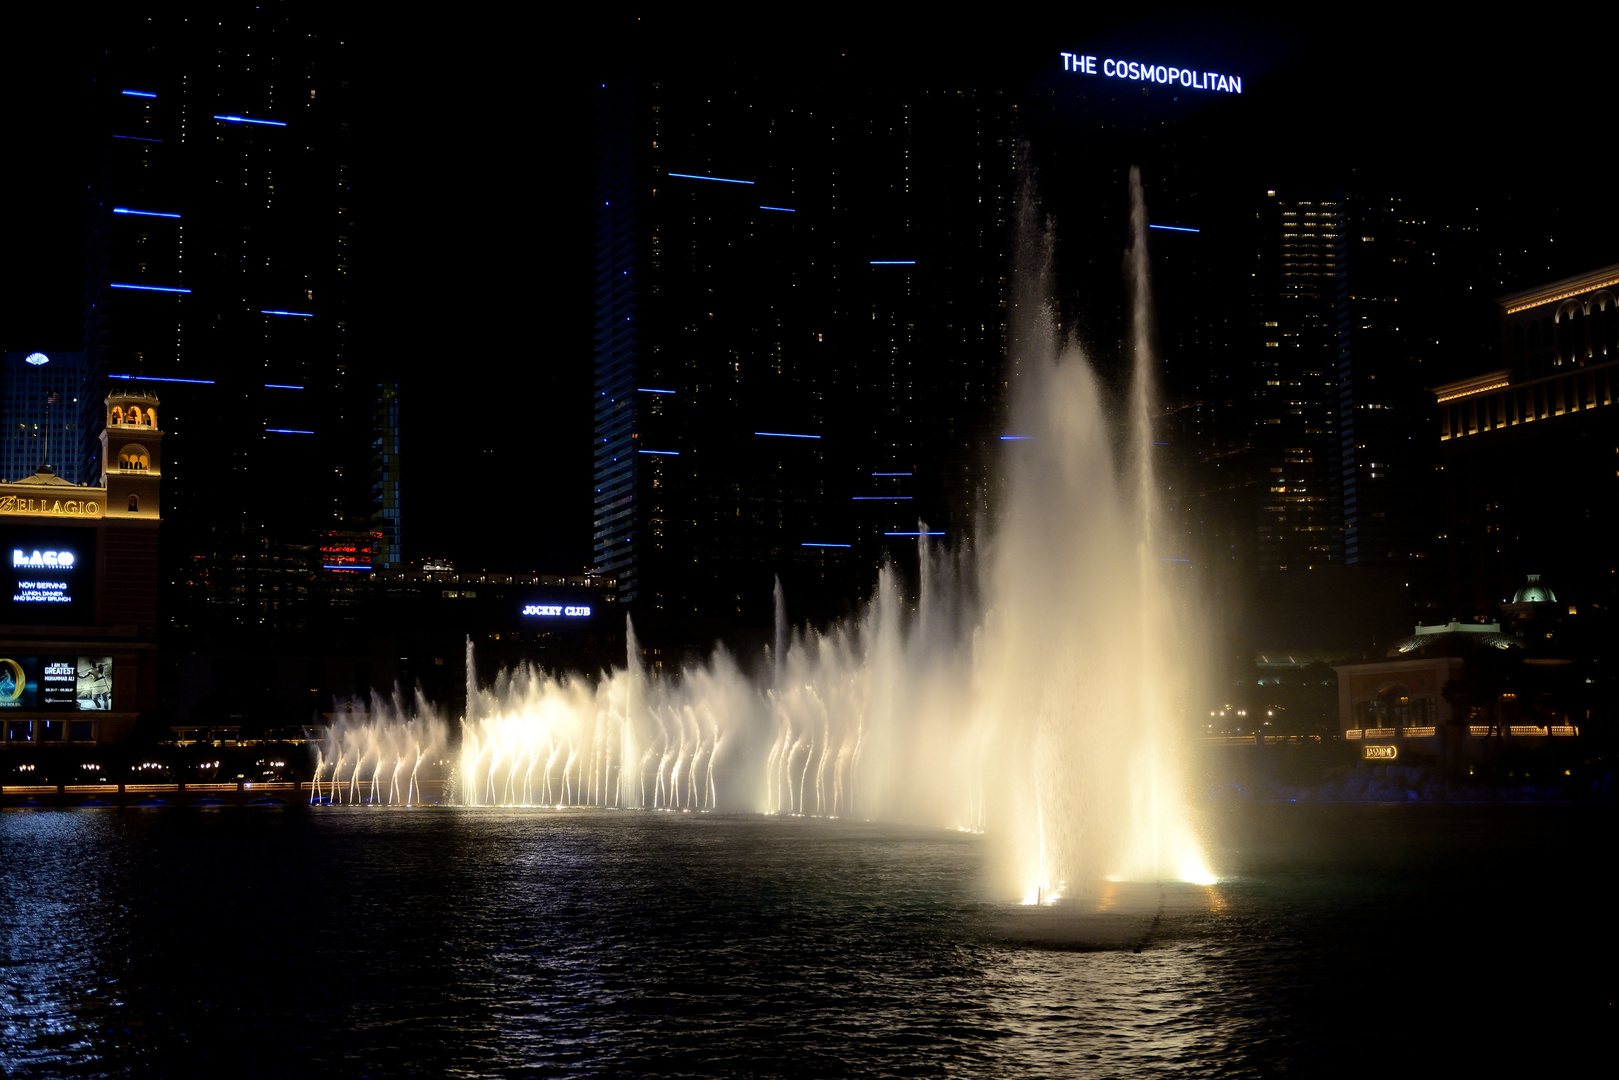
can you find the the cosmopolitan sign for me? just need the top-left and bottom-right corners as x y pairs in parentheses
(1060, 52), (1242, 95)
(522, 604), (592, 617)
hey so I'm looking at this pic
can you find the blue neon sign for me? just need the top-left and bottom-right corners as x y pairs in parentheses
(1060, 52), (1242, 94)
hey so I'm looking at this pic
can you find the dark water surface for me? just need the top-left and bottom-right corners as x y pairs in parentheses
(2, 804), (1614, 1078)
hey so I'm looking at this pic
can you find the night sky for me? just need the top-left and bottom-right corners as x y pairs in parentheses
(7, 10), (1616, 571)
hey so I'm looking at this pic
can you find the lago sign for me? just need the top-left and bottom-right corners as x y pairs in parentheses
(1060, 52), (1243, 95)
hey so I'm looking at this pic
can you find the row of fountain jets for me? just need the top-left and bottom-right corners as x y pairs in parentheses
(311, 174), (1215, 901)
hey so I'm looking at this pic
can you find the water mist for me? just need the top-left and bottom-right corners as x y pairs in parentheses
(321, 170), (1212, 901)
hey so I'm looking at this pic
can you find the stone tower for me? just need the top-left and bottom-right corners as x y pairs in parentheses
(100, 390), (162, 519)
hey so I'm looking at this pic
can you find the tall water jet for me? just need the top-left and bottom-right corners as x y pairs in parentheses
(328, 171), (1211, 900)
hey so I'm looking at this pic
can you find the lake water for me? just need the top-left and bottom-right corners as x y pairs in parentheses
(2, 803), (1613, 1078)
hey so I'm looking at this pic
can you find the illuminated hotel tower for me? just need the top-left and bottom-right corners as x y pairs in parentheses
(81, 11), (372, 623)
(595, 64), (1012, 631)
(1249, 190), (1342, 571)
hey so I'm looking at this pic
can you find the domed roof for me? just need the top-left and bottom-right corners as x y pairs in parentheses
(1386, 620), (1522, 658)
(1510, 574), (1556, 605)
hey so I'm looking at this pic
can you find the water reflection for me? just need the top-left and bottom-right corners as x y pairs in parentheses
(1, 804), (1612, 1078)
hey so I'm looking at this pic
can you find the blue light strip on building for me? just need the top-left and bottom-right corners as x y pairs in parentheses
(1148, 224), (1200, 233)
(870, 260), (917, 265)
(264, 384), (304, 389)
(885, 531), (946, 537)
(323, 565), (374, 571)
(852, 496), (913, 501)
(261, 309), (314, 317)
(113, 135), (163, 142)
(802, 542), (852, 548)
(111, 283), (190, 293)
(759, 206), (796, 212)
(215, 114), (287, 126)
(114, 208), (180, 218)
(265, 428), (315, 434)
(668, 172), (754, 185)
(638, 449), (680, 455)
(871, 472), (912, 476)
(122, 90), (156, 98)
(1000, 435), (1031, 440)
(1159, 557), (1191, 562)
(110, 374), (214, 384)
(754, 431), (820, 439)
(636, 388), (676, 394)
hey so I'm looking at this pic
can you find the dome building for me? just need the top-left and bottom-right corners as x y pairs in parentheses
(1331, 611), (1581, 766)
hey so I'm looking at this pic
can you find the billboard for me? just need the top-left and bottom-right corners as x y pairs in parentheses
(1, 523), (97, 625)
(0, 655), (113, 711)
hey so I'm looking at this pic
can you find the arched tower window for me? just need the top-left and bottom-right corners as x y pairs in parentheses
(128, 494), (139, 512)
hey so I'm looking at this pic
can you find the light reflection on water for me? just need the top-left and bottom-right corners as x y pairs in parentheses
(0, 804), (1612, 1078)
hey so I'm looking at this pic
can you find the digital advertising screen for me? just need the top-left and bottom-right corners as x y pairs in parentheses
(0, 655), (113, 711)
(1, 524), (97, 625)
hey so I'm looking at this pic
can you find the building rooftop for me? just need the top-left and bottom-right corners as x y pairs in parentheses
(1497, 261), (1619, 314)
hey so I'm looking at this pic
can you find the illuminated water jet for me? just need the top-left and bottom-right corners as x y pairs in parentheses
(321, 170), (1211, 900)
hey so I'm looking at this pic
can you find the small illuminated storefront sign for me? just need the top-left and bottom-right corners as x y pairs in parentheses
(1363, 745), (1398, 761)
(0, 655), (113, 711)
(522, 605), (591, 617)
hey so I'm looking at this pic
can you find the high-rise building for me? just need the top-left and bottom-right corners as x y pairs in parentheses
(1249, 191), (1341, 572)
(81, 12), (370, 635)
(1332, 192), (1442, 609)
(371, 382), (402, 569)
(1, 352), (86, 484)
(594, 63), (1014, 635)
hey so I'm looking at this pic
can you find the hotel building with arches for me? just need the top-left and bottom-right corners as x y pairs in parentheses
(1, 391), (163, 748)
(1434, 263), (1619, 614)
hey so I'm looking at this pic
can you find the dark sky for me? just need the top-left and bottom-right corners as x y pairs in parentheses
(7, 10), (1617, 570)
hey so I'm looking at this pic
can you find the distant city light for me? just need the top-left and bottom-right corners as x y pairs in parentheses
(265, 428), (314, 434)
(638, 449), (680, 455)
(112, 135), (163, 142)
(1149, 224), (1201, 233)
(759, 206), (796, 212)
(261, 310), (314, 317)
(264, 384), (304, 389)
(870, 261), (917, 265)
(871, 472), (912, 476)
(667, 172), (754, 185)
(110, 374), (214, 384)
(636, 388), (676, 394)
(852, 496), (913, 500)
(121, 90), (156, 98)
(885, 531), (945, 536)
(114, 208), (180, 218)
(802, 542), (852, 548)
(214, 114), (286, 126)
(25, 353), (49, 366)
(111, 283), (190, 294)
(754, 432), (820, 439)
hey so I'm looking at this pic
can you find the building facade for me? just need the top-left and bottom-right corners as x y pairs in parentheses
(82, 12), (377, 637)
(594, 63), (1015, 636)
(1435, 263), (1619, 614)
(1, 351), (86, 485)
(1, 391), (163, 748)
